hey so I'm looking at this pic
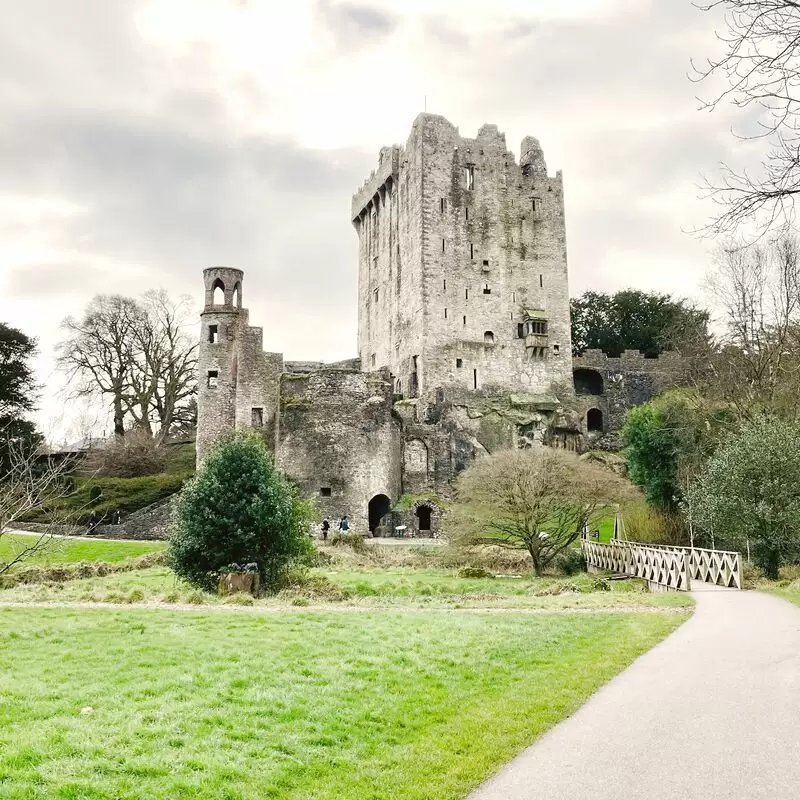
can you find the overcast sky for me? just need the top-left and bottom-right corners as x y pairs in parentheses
(0, 0), (752, 441)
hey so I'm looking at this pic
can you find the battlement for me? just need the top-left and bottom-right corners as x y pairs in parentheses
(573, 349), (684, 372)
(351, 146), (400, 221)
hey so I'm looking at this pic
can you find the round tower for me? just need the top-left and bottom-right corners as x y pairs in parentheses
(196, 267), (245, 462)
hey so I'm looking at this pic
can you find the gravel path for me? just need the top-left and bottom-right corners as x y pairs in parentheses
(467, 584), (800, 800)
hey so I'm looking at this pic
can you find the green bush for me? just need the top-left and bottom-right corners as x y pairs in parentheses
(551, 549), (587, 576)
(169, 431), (314, 592)
(456, 566), (494, 579)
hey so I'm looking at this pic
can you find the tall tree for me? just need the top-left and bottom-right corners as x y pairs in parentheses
(0, 323), (42, 472)
(57, 295), (144, 438)
(570, 290), (709, 357)
(694, 1), (800, 236)
(57, 292), (197, 441)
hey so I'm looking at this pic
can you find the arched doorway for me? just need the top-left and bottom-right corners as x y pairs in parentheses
(587, 408), (603, 432)
(415, 504), (432, 533)
(573, 368), (604, 396)
(368, 494), (391, 535)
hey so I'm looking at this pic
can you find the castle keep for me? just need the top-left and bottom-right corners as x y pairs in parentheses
(196, 114), (677, 535)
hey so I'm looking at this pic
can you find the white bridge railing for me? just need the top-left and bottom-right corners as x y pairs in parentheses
(581, 539), (743, 592)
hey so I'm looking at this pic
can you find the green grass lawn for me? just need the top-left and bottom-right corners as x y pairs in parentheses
(764, 583), (800, 608)
(0, 606), (685, 800)
(0, 533), (165, 566)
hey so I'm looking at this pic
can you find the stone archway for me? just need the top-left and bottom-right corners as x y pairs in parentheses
(587, 408), (603, 432)
(368, 494), (391, 534)
(415, 504), (432, 532)
(573, 368), (604, 396)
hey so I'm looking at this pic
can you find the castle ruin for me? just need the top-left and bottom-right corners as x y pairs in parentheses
(196, 114), (678, 535)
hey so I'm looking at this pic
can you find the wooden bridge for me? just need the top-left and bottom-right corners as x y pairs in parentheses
(581, 538), (742, 592)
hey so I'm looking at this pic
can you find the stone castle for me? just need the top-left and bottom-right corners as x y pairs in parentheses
(196, 114), (682, 536)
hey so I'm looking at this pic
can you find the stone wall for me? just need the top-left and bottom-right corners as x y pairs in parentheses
(571, 349), (687, 432)
(276, 368), (403, 534)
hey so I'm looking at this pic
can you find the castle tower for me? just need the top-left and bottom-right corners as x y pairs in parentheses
(196, 267), (245, 460)
(351, 114), (573, 400)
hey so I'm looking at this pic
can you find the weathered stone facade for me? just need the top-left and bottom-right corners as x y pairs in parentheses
(571, 349), (687, 435)
(196, 115), (683, 534)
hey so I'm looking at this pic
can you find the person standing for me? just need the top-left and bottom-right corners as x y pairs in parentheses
(338, 515), (349, 533)
(321, 518), (330, 542)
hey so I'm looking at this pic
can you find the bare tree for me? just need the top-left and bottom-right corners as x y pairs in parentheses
(0, 438), (77, 576)
(57, 291), (197, 442)
(57, 295), (145, 438)
(447, 448), (637, 575)
(703, 234), (800, 415)
(693, 1), (800, 236)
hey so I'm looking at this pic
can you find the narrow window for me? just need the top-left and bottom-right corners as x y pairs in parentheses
(473, 369), (478, 389)
(373, 255), (378, 271)
(512, 292), (516, 302)
(532, 197), (541, 211)
(320, 487), (332, 497)
(212, 278), (224, 305)
(251, 407), (264, 427)
(465, 288), (469, 300)
(465, 165), (475, 190)
(470, 243), (474, 259)
(482, 259), (489, 268)
(207, 370), (218, 388)
(208, 324), (219, 344)
(371, 353), (376, 367)
(553, 344), (560, 354)
(443, 278), (447, 290)
(442, 239), (446, 253)
(444, 308), (448, 319)
(456, 358), (463, 368)
(465, 207), (469, 221)
(373, 288), (378, 302)
(483, 284), (491, 295)
(517, 323), (524, 338)
(484, 331), (494, 343)
(440, 198), (445, 213)
(539, 274), (543, 288)
(463, 315), (467, 326)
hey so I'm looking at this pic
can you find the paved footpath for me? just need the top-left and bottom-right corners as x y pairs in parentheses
(468, 585), (800, 800)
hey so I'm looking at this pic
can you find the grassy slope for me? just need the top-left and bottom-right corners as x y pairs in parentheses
(0, 565), (694, 609)
(0, 607), (685, 800)
(765, 585), (800, 607)
(0, 534), (165, 566)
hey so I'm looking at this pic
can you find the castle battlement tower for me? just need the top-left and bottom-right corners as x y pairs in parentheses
(351, 114), (573, 400)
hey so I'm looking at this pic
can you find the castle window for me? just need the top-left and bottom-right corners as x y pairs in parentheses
(483, 284), (491, 295)
(465, 207), (469, 221)
(532, 197), (541, 211)
(465, 165), (475, 190)
(473, 369), (478, 389)
(517, 323), (524, 338)
(463, 315), (467, 326)
(444, 308), (448, 319)
(456, 358), (463, 368)
(553, 344), (560, 355)
(512, 292), (516, 302)
(208, 324), (219, 344)
(251, 407), (264, 427)
(207, 370), (218, 389)
(470, 243), (474, 259)
(320, 487), (332, 497)
(534, 320), (547, 335)
(371, 353), (376, 367)
(212, 279), (224, 306)
(442, 239), (446, 253)
(484, 331), (495, 344)
(443, 279), (446, 290)
(465, 288), (469, 300)
(233, 282), (242, 308)
(440, 198), (446, 213)
(539, 274), (543, 288)
(483, 259), (489, 267)
(373, 288), (378, 302)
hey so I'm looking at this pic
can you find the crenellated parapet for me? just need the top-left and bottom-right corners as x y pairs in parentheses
(351, 145), (400, 222)
(573, 349), (685, 373)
